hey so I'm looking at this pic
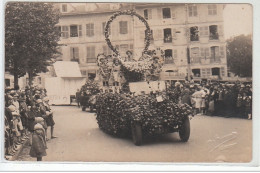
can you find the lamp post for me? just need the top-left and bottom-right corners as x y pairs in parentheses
(185, 4), (191, 82)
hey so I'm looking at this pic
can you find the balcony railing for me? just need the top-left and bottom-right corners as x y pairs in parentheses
(190, 57), (201, 64)
(164, 36), (172, 43)
(164, 59), (174, 64)
(209, 33), (219, 40)
(190, 56), (223, 64)
(210, 56), (221, 63)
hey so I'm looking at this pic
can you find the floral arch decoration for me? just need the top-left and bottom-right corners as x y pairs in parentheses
(104, 10), (152, 57)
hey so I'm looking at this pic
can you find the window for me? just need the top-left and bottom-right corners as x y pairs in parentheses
(163, 28), (172, 43)
(209, 25), (219, 40)
(191, 47), (199, 57)
(61, 26), (69, 38)
(208, 4), (217, 15)
(70, 47), (79, 62)
(86, 23), (94, 37)
(221, 67), (225, 76)
(210, 46), (220, 62)
(164, 49), (173, 64)
(191, 47), (200, 63)
(103, 45), (112, 56)
(192, 69), (201, 77)
(102, 22), (111, 35)
(188, 5), (198, 17)
(162, 8), (171, 19)
(119, 44), (129, 56)
(61, 4), (67, 12)
(86, 46), (96, 63)
(70, 25), (78, 37)
(144, 9), (152, 20)
(190, 26), (199, 41)
(119, 21), (128, 34)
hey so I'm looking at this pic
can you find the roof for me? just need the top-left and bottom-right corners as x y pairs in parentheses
(60, 3), (134, 16)
(53, 61), (83, 78)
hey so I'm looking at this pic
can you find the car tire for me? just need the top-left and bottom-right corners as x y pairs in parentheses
(131, 122), (142, 146)
(179, 115), (190, 142)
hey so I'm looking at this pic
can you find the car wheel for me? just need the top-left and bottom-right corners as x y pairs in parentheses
(179, 115), (190, 142)
(131, 122), (142, 146)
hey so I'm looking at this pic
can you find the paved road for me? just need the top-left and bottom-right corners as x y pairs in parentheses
(17, 106), (252, 162)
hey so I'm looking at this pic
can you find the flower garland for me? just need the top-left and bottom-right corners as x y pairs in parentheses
(104, 10), (152, 56)
(101, 10), (163, 80)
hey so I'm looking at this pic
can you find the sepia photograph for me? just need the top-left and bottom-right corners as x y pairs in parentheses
(3, 2), (253, 163)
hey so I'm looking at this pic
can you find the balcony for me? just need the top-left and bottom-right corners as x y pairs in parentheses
(164, 36), (172, 43)
(164, 57), (174, 64)
(209, 33), (219, 40)
(190, 57), (201, 64)
(210, 56), (221, 63)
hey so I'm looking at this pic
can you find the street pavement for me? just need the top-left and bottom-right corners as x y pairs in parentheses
(17, 106), (252, 162)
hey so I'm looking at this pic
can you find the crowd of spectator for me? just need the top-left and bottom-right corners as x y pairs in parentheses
(4, 86), (56, 161)
(169, 81), (252, 119)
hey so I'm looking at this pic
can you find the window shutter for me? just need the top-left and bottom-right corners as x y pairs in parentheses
(70, 47), (73, 59)
(129, 22), (132, 35)
(86, 24), (90, 36)
(215, 46), (220, 56)
(75, 47), (79, 59)
(218, 25), (224, 36)
(157, 8), (162, 19)
(171, 7), (176, 18)
(172, 28), (177, 39)
(148, 9), (152, 19)
(62, 26), (69, 38)
(96, 23), (101, 36)
(80, 48), (85, 63)
(199, 26), (204, 36)
(204, 26), (209, 36)
(205, 47), (210, 57)
(200, 47), (205, 56)
(220, 45), (225, 56)
(78, 25), (82, 37)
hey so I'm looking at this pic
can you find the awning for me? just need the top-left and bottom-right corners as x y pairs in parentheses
(53, 61), (83, 78)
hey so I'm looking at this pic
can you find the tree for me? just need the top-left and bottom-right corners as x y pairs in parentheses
(226, 34), (252, 77)
(5, 2), (61, 87)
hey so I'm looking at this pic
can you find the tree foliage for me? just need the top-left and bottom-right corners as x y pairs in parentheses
(5, 2), (60, 86)
(226, 34), (252, 77)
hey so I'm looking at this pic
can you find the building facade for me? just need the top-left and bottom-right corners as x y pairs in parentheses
(55, 3), (227, 81)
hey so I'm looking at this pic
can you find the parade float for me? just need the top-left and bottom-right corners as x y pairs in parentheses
(95, 10), (193, 145)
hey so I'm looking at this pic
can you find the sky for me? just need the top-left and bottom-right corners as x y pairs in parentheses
(223, 4), (253, 39)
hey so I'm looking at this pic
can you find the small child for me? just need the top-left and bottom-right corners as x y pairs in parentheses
(29, 123), (47, 161)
